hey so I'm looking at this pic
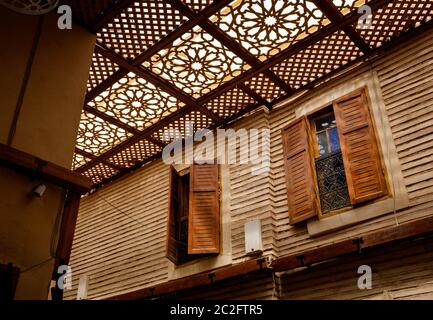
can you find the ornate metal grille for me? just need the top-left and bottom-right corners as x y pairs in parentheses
(315, 152), (351, 213)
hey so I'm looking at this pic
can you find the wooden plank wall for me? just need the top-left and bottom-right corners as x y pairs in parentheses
(269, 30), (433, 257)
(278, 237), (433, 300)
(226, 110), (277, 262)
(64, 160), (170, 300)
(65, 30), (433, 300)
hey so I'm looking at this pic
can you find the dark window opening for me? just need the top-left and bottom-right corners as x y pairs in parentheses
(311, 108), (351, 213)
(173, 170), (205, 265)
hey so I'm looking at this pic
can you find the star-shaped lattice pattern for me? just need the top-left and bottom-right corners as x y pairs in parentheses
(88, 72), (184, 130)
(144, 26), (250, 98)
(76, 111), (131, 156)
(213, 0), (329, 61)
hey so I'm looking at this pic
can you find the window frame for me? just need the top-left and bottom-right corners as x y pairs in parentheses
(308, 108), (353, 217)
(285, 73), (409, 235)
(167, 163), (221, 266)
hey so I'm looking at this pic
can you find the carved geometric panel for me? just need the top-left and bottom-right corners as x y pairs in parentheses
(355, 0), (433, 48)
(332, 0), (366, 15)
(97, 0), (187, 59)
(82, 163), (119, 185)
(245, 73), (286, 102)
(87, 72), (184, 130)
(63, 0), (113, 26)
(106, 139), (162, 169)
(144, 26), (250, 98)
(272, 30), (363, 89)
(151, 110), (214, 142)
(72, 153), (91, 171)
(76, 111), (131, 156)
(182, 0), (214, 13)
(213, 0), (329, 61)
(204, 86), (256, 118)
(87, 52), (120, 91)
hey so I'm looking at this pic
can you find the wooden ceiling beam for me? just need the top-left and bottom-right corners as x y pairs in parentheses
(74, 147), (123, 171)
(312, 0), (371, 54)
(237, 84), (272, 110)
(85, 0), (234, 103)
(196, 0), (392, 106)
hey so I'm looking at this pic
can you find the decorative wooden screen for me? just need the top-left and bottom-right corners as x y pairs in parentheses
(63, 0), (433, 187)
(333, 89), (388, 204)
(281, 117), (319, 224)
(188, 163), (220, 254)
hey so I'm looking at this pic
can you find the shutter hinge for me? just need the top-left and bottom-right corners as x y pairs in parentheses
(352, 237), (364, 254)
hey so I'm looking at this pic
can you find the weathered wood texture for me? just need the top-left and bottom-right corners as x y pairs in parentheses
(65, 31), (433, 300)
(278, 237), (433, 300)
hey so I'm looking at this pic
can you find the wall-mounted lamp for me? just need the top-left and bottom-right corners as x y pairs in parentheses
(32, 184), (47, 198)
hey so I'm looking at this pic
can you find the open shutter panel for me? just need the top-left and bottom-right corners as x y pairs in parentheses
(333, 89), (388, 204)
(166, 166), (180, 263)
(281, 117), (319, 224)
(188, 163), (220, 254)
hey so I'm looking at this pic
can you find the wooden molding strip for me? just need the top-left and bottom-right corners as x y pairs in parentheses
(0, 143), (92, 194)
(110, 257), (269, 300)
(272, 215), (433, 272)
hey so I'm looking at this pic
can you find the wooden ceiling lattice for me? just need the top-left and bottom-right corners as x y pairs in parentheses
(87, 52), (120, 91)
(151, 110), (214, 142)
(87, 72), (185, 130)
(356, 0), (433, 48)
(143, 26), (251, 98)
(97, 0), (188, 59)
(213, 0), (330, 62)
(272, 30), (363, 89)
(204, 86), (256, 118)
(107, 139), (162, 169)
(245, 73), (286, 103)
(67, 0), (433, 188)
(76, 111), (131, 156)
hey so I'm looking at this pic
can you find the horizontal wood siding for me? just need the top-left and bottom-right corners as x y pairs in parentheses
(227, 110), (276, 262)
(64, 160), (170, 300)
(278, 237), (433, 300)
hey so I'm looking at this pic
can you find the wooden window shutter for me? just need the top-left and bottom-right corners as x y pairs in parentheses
(166, 165), (180, 263)
(333, 89), (388, 204)
(281, 117), (319, 224)
(188, 163), (220, 254)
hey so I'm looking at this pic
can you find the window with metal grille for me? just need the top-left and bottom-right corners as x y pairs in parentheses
(311, 108), (351, 214)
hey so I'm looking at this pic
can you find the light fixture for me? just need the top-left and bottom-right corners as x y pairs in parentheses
(32, 184), (47, 198)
